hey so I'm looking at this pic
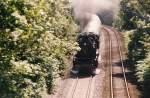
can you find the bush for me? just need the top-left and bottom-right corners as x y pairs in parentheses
(127, 26), (150, 64)
(115, 0), (150, 97)
(136, 53), (150, 97)
(0, 0), (79, 97)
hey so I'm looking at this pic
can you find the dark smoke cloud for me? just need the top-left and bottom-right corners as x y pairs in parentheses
(72, 0), (121, 26)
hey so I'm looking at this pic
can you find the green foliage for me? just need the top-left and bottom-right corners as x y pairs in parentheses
(136, 53), (150, 97)
(0, 0), (79, 97)
(116, 0), (150, 71)
(127, 26), (150, 63)
(115, 0), (150, 30)
(136, 53), (150, 82)
(115, 0), (150, 97)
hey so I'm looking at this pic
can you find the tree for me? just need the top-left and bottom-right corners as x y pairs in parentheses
(0, 0), (79, 97)
(116, 0), (150, 97)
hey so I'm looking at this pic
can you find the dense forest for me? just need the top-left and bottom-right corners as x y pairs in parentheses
(115, 0), (150, 97)
(0, 0), (79, 97)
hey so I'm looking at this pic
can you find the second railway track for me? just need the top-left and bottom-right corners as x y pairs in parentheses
(103, 26), (131, 98)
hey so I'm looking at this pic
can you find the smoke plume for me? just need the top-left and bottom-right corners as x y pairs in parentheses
(72, 0), (121, 27)
(81, 14), (102, 35)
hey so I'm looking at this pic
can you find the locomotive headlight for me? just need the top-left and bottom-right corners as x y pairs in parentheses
(84, 42), (87, 46)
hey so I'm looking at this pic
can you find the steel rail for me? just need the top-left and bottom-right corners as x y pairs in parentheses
(86, 76), (93, 98)
(71, 76), (79, 98)
(110, 27), (131, 98)
(71, 75), (93, 98)
(102, 27), (114, 98)
(104, 25), (131, 98)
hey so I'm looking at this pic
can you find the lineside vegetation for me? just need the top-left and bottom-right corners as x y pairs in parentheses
(115, 0), (150, 97)
(0, 0), (79, 97)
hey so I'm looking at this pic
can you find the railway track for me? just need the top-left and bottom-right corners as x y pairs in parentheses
(49, 25), (137, 98)
(86, 76), (93, 98)
(103, 26), (131, 98)
(62, 74), (94, 98)
(71, 75), (79, 98)
(69, 75), (94, 98)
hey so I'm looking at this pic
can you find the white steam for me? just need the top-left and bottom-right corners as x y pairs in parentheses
(72, 0), (121, 29)
(82, 14), (102, 35)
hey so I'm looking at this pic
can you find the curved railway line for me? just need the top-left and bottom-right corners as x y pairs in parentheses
(103, 26), (131, 98)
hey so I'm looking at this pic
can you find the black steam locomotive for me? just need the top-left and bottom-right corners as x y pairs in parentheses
(71, 32), (99, 74)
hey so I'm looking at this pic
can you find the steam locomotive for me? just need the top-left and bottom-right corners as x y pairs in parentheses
(71, 32), (100, 75)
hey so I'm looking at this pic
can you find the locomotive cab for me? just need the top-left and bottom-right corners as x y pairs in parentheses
(72, 32), (100, 74)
